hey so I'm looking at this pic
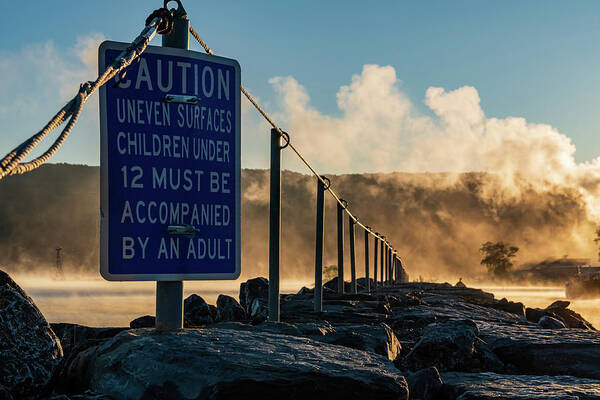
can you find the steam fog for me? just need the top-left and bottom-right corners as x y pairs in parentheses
(3, 49), (600, 326)
(0, 165), (597, 281)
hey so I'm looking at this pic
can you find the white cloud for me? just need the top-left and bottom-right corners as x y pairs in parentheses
(264, 64), (600, 218)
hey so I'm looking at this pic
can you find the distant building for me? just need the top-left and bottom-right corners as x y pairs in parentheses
(513, 258), (598, 284)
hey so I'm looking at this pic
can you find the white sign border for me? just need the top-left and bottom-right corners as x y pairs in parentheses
(99, 40), (241, 281)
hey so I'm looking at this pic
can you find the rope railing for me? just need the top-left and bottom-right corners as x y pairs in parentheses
(0, 4), (406, 314)
(188, 26), (399, 254)
(0, 13), (172, 180)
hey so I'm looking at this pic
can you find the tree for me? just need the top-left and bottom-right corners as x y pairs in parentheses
(480, 241), (519, 278)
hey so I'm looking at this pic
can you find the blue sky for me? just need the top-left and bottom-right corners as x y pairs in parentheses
(2, 1), (600, 171)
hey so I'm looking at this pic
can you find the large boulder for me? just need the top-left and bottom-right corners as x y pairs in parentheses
(239, 277), (269, 322)
(487, 298), (525, 318)
(525, 301), (594, 330)
(216, 294), (247, 322)
(0, 270), (63, 399)
(404, 319), (502, 372)
(184, 294), (216, 326)
(323, 277), (351, 293)
(88, 328), (408, 399)
(538, 315), (566, 329)
(129, 315), (155, 329)
(405, 367), (445, 400)
(479, 321), (600, 379)
(442, 371), (600, 399)
(211, 320), (402, 362)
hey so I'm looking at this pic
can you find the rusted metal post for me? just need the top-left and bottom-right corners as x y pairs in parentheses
(385, 245), (389, 285)
(393, 253), (397, 284)
(380, 239), (384, 287)
(388, 246), (392, 285)
(349, 216), (357, 294)
(364, 229), (370, 292)
(268, 128), (282, 321)
(390, 249), (394, 284)
(373, 235), (379, 290)
(314, 177), (326, 312)
(337, 202), (345, 294)
(384, 245), (388, 285)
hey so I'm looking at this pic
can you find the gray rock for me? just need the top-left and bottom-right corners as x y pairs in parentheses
(239, 277), (268, 322)
(328, 323), (402, 362)
(208, 320), (402, 362)
(546, 306), (595, 330)
(525, 307), (545, 323)
(442, 371), (600, 399)
(538, 315), (566, 329)
(296, 286), (312, 296)
(323, 277), (352, 293)
(0, 386), (13, 400)
(55, 345), (99, 395)
(478, 321), (600, 378)
(184, 294), (216, 326)
(0, 270), (63, 399)
(216, 294), (247, 322)
(44, 391), (114, 400)
(129, 315), (155, 329)
(88, 328), (408, 400)
(526, 302), (594, 329)
(51, 323), (126, 359)
(404, 319), (501, 372)
(405, 319), (478, 371)
(488, 298), (526, 317)
(546, 300), (570, 310)
(406, 367), (444, 400)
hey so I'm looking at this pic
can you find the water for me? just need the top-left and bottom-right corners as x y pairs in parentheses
(478, 285), (600, 328)
(13, 275), (600, 329)
(15, 275), (310, 327)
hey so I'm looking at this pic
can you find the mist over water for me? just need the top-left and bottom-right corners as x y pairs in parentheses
(480, 285), (600, 329)
(15, 274), (311, 327)
(14, 273), (600, 330)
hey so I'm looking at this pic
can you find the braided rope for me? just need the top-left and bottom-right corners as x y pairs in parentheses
(189, 25), (387, 242)
(0, 16), (164, 180)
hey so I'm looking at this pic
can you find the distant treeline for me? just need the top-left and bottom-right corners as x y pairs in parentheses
(0, 164), (596, 280)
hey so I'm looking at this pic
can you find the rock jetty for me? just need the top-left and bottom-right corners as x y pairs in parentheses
(2, 270), (600, 399)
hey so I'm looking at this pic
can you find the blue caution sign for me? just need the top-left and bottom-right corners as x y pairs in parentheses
(99, 41), (241, 281)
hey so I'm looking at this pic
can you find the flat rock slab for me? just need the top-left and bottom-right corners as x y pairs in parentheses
(477, 321), (600, 379)
(89, 328), (408, 400)
(442, 372), (600, 399)
(210, 321), (402, 361)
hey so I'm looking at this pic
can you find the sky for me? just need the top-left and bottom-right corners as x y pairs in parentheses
(2, 0), (600, 173)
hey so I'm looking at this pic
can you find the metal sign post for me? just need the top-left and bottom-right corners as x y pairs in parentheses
(98, 2), (241, 330)
(155, 4), (188, 331)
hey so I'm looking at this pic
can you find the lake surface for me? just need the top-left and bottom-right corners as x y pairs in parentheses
(476, 285), (600, 328)
(13, 275), (600, 328)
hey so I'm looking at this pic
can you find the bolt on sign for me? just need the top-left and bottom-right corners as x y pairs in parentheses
(98, 41), (241, 280)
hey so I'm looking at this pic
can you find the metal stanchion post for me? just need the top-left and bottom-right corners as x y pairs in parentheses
(349, 216), (357, 294)
(373, 235), (379, 290)
(268, 128), (283, 321)
(314, 177), (326, 312)
(364, 229), (370, 292)
(336, 202), (345, 294)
